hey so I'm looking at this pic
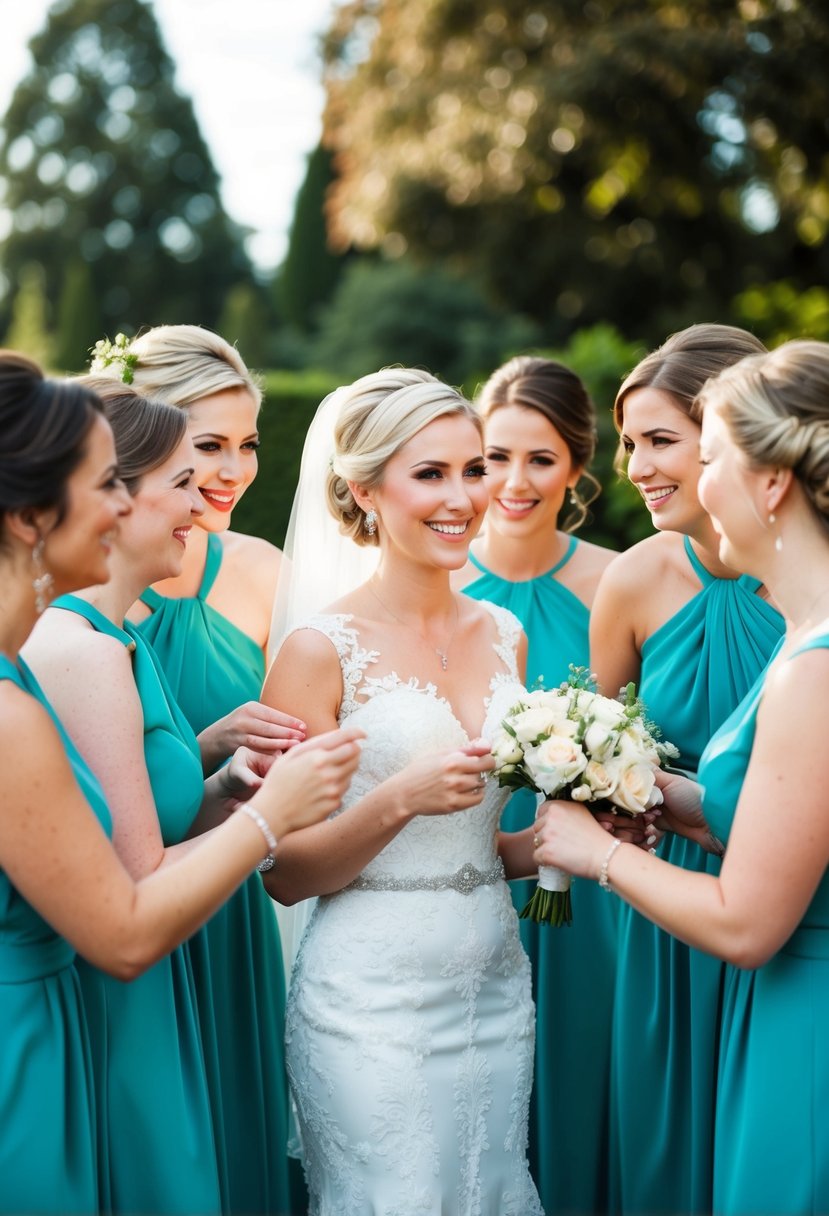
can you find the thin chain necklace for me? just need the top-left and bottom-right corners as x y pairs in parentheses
(367, 582), (459, 671)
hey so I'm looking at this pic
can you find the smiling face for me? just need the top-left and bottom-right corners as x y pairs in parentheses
(368, 414), (489, 571)
(43, 413), (132, 594)
(185, 388), (260, 530)
(483, 404), (578, 540)
(117, 434), (204, 583)
(621, 387), (706, 534)
(698, 404), (765, 574)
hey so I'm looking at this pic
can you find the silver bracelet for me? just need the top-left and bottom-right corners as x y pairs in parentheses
(238, 803), (277, 872)
(598, 838), (622, 892)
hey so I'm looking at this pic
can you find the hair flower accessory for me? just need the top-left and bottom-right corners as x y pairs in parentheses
(89, 333), (138, 384)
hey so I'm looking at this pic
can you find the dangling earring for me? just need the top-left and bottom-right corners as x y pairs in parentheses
(32, 538), (54, 615)
(769, 513), (783, 553)
(364, 508), (377, 537)
(569, 488), (579, 507)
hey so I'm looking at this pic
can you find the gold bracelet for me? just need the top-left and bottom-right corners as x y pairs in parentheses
(598, 838), (622, 892)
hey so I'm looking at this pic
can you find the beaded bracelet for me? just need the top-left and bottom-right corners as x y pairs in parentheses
(239, 803), (278, 873)
(598, 838), (622, 892)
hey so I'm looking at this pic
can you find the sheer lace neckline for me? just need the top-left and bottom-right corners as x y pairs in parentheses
(301, 601), (521, 735)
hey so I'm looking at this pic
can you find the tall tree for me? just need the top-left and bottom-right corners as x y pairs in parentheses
(277, 143), (349, 333)
(320, 0), (829, 343)
(0, 0), (252, 348)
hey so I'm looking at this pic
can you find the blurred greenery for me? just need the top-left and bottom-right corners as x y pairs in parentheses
(0, 0), (253, 363)
(310, 257), (541, 384)
(320, 0), (829, 345)
(5, 0), (829, 557)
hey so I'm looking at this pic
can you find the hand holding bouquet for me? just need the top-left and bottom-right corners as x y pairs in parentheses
(491, 667), (677, 926)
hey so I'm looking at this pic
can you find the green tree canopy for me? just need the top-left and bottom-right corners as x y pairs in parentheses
(277, 143), (349, 333)
(310, 256), (540, 384)
(0, 0), (252, 353)
(320, 0), (829, 343)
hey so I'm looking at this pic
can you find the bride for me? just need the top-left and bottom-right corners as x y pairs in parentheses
(261, 369), (543, 1215)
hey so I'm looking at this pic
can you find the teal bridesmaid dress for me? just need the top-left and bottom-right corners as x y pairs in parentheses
(51, 597), (222, 1216)
(465, 537), (618, 1214)
(610, 537), (784, 1216)
(136, 533), (294, 1216)
(699, 632), (828, 1216)
(0, 655), (109, 1215)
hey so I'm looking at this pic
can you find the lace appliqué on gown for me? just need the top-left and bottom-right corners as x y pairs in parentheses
(285, 603), (543, 1216)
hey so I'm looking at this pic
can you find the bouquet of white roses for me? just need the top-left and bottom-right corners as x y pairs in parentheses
(491, 666), (678, 926)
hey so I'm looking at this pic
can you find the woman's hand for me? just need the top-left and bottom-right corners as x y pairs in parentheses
(254, 727), (365, 836)
(198, 701), (306, 772)
(391, 739), (495, 818)
(593, 805), (661, 851)
(532, 799), (613, 880)
(654, 769), (723, 854)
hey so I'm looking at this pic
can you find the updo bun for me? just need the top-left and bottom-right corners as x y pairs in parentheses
(699, 339), (829, 527)
(323, 368), (481, 547)
(0, 350), (103, 532)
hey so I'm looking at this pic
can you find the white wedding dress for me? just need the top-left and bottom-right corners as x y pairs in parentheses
(284, 603), (543, 1216)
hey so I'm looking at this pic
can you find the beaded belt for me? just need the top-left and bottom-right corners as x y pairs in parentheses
(345, 857), (505, 895)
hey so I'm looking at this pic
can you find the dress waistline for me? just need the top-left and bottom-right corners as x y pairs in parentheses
(781, 925), (829, 960)
(345, 857), (505, 895)
(0, 936), (75, 983)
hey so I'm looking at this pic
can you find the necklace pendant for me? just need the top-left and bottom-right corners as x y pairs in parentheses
(437, 650), (448, 671)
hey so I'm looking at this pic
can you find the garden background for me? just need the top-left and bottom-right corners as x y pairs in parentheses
(2, 0), (828, 552)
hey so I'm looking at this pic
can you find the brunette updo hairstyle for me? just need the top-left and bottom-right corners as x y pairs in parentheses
(0, 351), (104, 540)
(477, 355), (600, 531)
(109, 325), (262, 409)
(81, 377), (186, 495)
(613, 325), (767, 475)
(698, 339), (829, 529)
(326, 368), (482, 547)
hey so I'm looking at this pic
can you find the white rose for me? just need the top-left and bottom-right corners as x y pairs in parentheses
(581, 757), (622, 800)
(492, 731), (523, 767)
(510, 705), (560, 746)
(527, 690), (571, 717)
(583, 720), (621, 762)
(610, 761), (659, 815)
(524, 735), (587, 796)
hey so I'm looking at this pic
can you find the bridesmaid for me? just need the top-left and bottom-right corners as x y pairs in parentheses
(0, 357), (359, 1214)
(534, 338), (829, 1216)
(454, 355), (617, 1214)
(25, 383), (233, 1213)
(588, 324), (785, 1215)
(101, 325), (302, 1214)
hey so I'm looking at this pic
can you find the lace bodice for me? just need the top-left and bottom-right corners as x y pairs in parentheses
(296, 602), (524, 883)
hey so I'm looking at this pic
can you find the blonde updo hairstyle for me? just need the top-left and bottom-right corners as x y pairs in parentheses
(326, 368), (482, 547)
(698, 339), (829, 529)
(613, 323), (767, 474)
(125, 324), (262, 409)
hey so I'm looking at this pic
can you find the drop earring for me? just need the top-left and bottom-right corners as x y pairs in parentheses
(364, 508), (377, 537)
(32, 538), (54, 615)
(769, 513), (783, 553)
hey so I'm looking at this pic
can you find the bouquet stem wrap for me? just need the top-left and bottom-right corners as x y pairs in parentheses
(520, 864), (572, 927)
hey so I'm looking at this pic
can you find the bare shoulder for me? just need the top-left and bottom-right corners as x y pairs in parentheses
(208, 530), (283, 648)
(561, 537), (619, 607)
(0, 679), (67, 787)
(221, 530), (282, 596)
(23, 609), (126, 675)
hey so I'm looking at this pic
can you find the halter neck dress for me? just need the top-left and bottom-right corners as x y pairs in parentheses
(464, 535), (617, 1215)
(0, 654), (109, 1214)
(136, 533), (294, 1215)
(50, 596), (221, 1216)
(610, 537), (784, 1216)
